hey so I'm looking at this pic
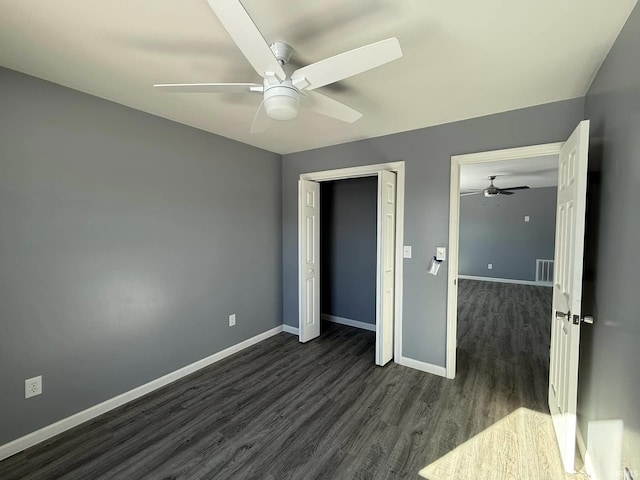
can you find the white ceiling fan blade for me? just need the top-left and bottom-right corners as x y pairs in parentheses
(154, 82), (263, 93)
(291, 37), (402, 91)
(460, 192), (482, 196)
(250, 101), (270, 133)
(307, 91), (362, 123)
(205, 0), (285, 81)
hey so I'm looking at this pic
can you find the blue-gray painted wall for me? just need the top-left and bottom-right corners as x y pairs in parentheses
(0, 67), (282, 445)
(459, 187), (557, 281)
(321, 177), (377, 325)
(7, 7), (640, 463)
(580, 1), (640, 471)
(282, 98), (584, 366)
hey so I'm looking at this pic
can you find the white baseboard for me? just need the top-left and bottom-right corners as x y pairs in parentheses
(0, 325), (284, 462)
(321, 314), (376, 332)
(396, 356), (447, 377)
(458, 275), (551, 287)
(282, 324), (299, 335)
(577, 424), (595, 478)
(584, 419), (624, 480)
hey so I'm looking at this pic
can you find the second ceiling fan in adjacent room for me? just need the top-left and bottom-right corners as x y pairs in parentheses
(462, 176), (530, 197)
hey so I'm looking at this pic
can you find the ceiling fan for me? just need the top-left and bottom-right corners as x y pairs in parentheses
(462, 176), (530, 197)
(154, 0), (403, 132)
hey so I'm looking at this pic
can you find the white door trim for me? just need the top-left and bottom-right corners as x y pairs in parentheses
(299, 161), (405, 361)
(446, 143), (563, 379)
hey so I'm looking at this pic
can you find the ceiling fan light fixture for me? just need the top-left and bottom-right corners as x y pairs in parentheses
(153, 1), (402, 131)
(264, 85), (300, 121)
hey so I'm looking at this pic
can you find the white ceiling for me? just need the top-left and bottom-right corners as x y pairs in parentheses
(460, 155), (559, 193)
(0, 0), (636, 154)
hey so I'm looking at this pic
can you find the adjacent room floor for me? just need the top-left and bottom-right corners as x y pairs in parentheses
(0, 280), (585, 479)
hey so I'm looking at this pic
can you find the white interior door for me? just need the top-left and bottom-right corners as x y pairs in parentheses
(549, 120), (590, 472)
(376, 170), (396, 366)
(298, 179), (320, 343)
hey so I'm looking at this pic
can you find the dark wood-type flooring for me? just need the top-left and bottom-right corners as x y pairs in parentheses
(0, 280), (553, 479)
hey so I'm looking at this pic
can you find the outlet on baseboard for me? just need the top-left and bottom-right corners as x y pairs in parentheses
(229, 314), (236, 327)
(25, 376), (42, 399)
(488, 263), (493, 270)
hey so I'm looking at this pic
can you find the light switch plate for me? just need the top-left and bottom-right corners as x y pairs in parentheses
(436, 247), (446, 261)
(403, 246), (412, 258)
(524, 215), (530, 222)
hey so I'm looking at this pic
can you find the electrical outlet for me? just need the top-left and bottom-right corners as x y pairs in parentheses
(488, 263), (493, 270)
(229, 314), (236, 327)
(524, 215), (530, 222)
(25, 376), (42, 399)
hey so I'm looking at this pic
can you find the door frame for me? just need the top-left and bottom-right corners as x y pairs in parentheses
(298, 161), (405, 361)
(445, 142), (563, 379)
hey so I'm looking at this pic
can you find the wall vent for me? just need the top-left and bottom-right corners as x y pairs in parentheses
(536, 259), (554, 285)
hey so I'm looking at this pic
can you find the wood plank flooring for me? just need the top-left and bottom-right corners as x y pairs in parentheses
(0, 280), (574, 479)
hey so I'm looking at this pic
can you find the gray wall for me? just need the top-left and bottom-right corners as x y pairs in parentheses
(320, 177), (377, 324)
(0, 67), (282, 445)
(459, 187), (557, 281)
(579, 1), (640, 472)
(282, 98), (584, 366)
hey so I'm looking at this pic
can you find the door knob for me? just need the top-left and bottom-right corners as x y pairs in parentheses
(555, 310), (569, 319)
(582, 315), (594, 324)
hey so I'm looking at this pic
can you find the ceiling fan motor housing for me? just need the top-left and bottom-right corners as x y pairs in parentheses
(484, 186), (499, 197)
(264, 82), (300, 121)
(484, 176), (498, 196)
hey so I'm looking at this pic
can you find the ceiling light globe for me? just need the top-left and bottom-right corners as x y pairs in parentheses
(264, 85), (300, 121)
